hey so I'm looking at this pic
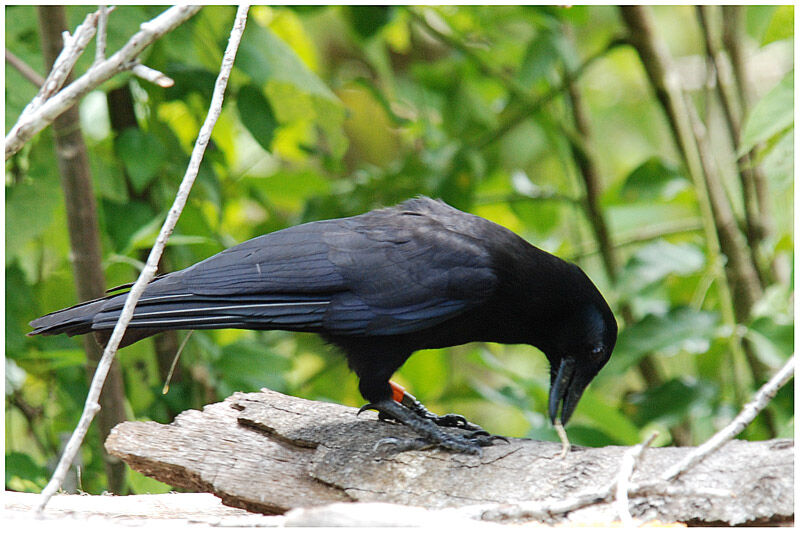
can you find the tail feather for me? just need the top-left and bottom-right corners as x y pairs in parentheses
(28, 298), (111, 337)
(29, 290), (331, 339)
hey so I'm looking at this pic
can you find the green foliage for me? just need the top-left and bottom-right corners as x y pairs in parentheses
(739, 71), (794, 156)
(115, 129), (168, 193)
(237, 84), (279, 152)
(620, 157), (689, 201)
(5, 5), (793, 495)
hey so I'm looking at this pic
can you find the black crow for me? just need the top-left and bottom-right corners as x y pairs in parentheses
(29, 197), (617, 454)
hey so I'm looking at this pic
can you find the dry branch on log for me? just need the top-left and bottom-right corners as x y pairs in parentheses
(105, 389), (793, 526)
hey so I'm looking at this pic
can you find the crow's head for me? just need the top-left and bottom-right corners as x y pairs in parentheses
(545, 294), (617, 426)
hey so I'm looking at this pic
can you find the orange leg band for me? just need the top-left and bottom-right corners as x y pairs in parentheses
(389, 380), (406, 403)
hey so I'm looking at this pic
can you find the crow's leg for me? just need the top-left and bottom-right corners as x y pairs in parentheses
(389, 381), (485, 432)
(358, 399), (505, 455)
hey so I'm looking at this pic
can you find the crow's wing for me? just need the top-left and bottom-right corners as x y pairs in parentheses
(33, 202), (498, 338)
(320, 212), (497, 335)
(104, 205), (497, 335)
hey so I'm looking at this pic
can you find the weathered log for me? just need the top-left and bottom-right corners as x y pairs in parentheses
(105, 389), (793, 525)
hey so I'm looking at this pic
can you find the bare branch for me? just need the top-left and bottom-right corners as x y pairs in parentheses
(5, 49), (46, 87)
(34, 4), (250, 515)
(663, 355), (794, 481)
(94, 5), (110, 65)
(28, 9), (100, 113)
(131, 62), (174, 87)
(5, 5), (202, 160)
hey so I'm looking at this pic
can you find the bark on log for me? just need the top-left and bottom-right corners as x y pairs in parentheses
(105, 389), (793, 526)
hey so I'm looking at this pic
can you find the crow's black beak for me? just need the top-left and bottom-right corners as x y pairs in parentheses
(548, 357), (581, 425)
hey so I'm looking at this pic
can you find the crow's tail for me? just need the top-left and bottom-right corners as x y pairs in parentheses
(28, 295), (115, 338)
(29, 288), (331, 348)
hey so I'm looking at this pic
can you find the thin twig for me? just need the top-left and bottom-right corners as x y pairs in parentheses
(614, 432), (658, 526)
(5, 50), (46, 87)
(662, 355), (794, 481)
(94, 5), (110, 65)
(6, 5), (202, 160)
(131, 62), (174, 87)
(34, 5), (250, 515)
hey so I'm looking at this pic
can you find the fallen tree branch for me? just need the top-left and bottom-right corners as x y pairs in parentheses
(34, 5), (250, 514)
(106, 386), (793, 525)
(5, 5), (201, 160)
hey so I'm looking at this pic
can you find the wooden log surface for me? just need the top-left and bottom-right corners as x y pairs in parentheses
(104, 388), (793, 526)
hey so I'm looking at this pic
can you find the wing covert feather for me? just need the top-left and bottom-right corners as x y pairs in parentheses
(140, 200), (498, 336)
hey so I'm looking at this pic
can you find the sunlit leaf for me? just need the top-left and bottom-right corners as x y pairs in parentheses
(762, 5), (794, 45)
(619, 240), (705, 293)
(5, 452), (48, 492)
(237, 23), (336, 101)
(746, 316), (793, 368)
(739, 71), (793, 156)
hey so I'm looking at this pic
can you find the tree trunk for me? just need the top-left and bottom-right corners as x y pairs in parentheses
(37, 5), (128, 494)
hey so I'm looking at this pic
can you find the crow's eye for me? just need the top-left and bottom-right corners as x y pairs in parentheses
(590, 345), (605, 357)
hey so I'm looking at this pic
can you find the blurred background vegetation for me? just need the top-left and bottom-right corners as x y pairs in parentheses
(5, 5), (793, 496)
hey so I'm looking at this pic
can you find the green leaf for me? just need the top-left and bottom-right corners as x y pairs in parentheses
(762, 5), (794, 46)
(163, 65), (218, 102)
(244, 169), (331, 211)
(608, 308), (720, 374)
(573, 388), (642, 445)
(739, 71), (793, 156)
(115, 129), (168, 193)
(5, 452), (48, 492)
(5, 139), (63, 264)
(627, 378), (717, 427)
(759, 128), (793, 189)
(237, 23), (336, 101)
(236, 23), (347, 158)
(745, 316), (793, 368)
(346, 6), (393, 39)
(517, 28), (564, 86)
(237, 84), (278, 152)
(619, 240), (705, 293)
(101, 199), (155, 252)
(620, 157), (689, 201)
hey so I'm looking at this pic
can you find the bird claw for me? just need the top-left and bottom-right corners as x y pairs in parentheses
(357, 403), (380, 416)
(429, 413), (484, 432)
(466, 430), (509, 445)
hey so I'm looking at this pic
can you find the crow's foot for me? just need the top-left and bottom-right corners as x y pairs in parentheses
(386, 383), (487, 432)
(358, 399), (507, 455)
